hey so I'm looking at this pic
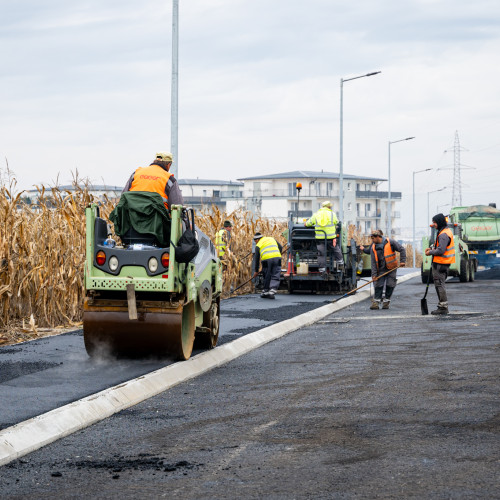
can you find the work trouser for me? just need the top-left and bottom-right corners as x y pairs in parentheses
(431, 263), (449, 305)
(373, 267), (397, 301)
(317, 239), (343, 268)
(262, 257), (281, 291)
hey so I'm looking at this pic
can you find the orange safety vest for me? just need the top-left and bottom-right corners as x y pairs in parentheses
(130, 164), (173, 209)
(372, 238), (398, 270)
(433, 227), (455, 264)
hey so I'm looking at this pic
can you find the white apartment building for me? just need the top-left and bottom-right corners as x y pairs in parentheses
(178, 179), (244, 210)
(226, 170), (402, 236)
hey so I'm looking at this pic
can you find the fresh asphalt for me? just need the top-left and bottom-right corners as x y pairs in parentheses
(0, 274), (347, 430)
(1, 268), (499, 498)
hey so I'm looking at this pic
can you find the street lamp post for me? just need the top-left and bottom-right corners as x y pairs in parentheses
(170, 0), (179, 177)
(413, 168), (432, 268)
(427, 187), (447, 224)
(387, 137), (414, 237)
(339, 71), (381, 224)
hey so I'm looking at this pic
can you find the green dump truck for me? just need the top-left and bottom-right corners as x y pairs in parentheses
(421, 219), (476, 283)
(448, 204), (500, 268)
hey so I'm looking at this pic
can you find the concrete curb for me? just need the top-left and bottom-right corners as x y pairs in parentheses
(0, 271), (420, 466)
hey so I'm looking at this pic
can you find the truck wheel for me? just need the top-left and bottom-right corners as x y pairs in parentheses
(468, 260), (475, 282)
(459, 257), (470, 282)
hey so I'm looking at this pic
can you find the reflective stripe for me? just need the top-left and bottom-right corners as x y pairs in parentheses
(434, 228), (455, 264)
(256, 237), (281, 261)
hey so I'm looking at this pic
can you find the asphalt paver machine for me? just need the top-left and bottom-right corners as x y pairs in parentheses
(283, 216), (358, 293)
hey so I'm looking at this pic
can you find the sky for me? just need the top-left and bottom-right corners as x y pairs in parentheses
(1, 0), (500, 236)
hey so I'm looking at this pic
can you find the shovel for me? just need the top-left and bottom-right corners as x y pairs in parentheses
(421, 257), (433, 315)
(331, 267), (400, 304)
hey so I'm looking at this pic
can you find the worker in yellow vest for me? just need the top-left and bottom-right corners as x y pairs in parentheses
(122, 151), (184, 209)
(252, 232), (282, 299)
(215, 220), (233, 258)
(305, 201), (343, 272)
(425, 213), (455, 315)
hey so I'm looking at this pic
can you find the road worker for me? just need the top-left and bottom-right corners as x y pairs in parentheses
(425, 213), (455, 315)
(122, 152), (184, 209)
(360, 229), (406, 310)
(215, 220), (233, 258)
(252, 232), (282, 299)
(305, 201), (343, 272)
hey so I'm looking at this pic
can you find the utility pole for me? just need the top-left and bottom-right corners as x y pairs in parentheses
(170, 0), (179, 178)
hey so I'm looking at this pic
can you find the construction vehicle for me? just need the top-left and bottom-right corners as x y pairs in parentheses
(421, 217), (476, 283)
(282, 216), (358, 293)
(83, 200), (222, 360)
(449, 204), (500, 268)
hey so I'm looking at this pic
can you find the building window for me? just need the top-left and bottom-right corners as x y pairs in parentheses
(356, 183), (360, 191)
(365, 221), (372, 233)
(365, 203), (371, 216)
(315, 182), (322, 196)
(356, 203), (360, 216)
(347, 202), (352, 211)
(288, 183), (295, 196)
(327, 182), (333, 195)
(213, 190), (220, 198)
(347, 182), (351, 191)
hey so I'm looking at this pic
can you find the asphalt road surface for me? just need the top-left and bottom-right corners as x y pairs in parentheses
(1, 268), (499, 499)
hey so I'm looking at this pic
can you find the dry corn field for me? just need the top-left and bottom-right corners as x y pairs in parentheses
(0, 182), (422, 345)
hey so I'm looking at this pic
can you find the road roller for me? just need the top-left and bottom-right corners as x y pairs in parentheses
(83, 199), (222, 360)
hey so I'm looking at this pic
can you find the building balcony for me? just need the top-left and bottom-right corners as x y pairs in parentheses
(355, 190), (402, 200)
(243, 189), (339, 198)
(357, 211), (382, 219)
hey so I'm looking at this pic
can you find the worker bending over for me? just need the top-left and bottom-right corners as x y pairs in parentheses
(360, 229), (406, 310)
(252, 232), (282, 299)
(306, 201), (343, 272)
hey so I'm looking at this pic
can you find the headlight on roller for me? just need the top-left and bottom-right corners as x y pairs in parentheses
(109, 256), (119, 272)
(148, 257), (158, 273)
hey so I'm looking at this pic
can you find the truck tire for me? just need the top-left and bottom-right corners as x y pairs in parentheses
(459, 257), (469, 282)
(468, 260), (475, 282)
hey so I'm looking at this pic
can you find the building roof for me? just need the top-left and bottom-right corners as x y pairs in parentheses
(178, 179), (244, 186)
(238, 170), (385, 182)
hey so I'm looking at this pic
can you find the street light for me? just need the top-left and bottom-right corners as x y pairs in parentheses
(427, 187), (447, 224)
(387, 136), (414, 237)
(412, 168), (432, 268)
(170, 0), (179, 177)
(339, 71), (381, 223)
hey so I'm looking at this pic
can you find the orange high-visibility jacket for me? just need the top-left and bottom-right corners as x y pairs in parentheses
(130, 165), (173, 209)
(372, 238), (398, 270)
(433, 227), (455, 264)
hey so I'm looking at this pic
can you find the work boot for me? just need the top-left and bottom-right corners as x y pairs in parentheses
(269, 288), (277, 295)
(370, 300), (380, 310)
(382, 300), (390, 309)
(260, 291), (275, 299)
(431, 305), (448, 315)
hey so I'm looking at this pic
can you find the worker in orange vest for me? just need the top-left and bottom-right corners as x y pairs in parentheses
(122, 151), (184, 209)
(360, 229), (406, 310)
(425, 213), (455, 315)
